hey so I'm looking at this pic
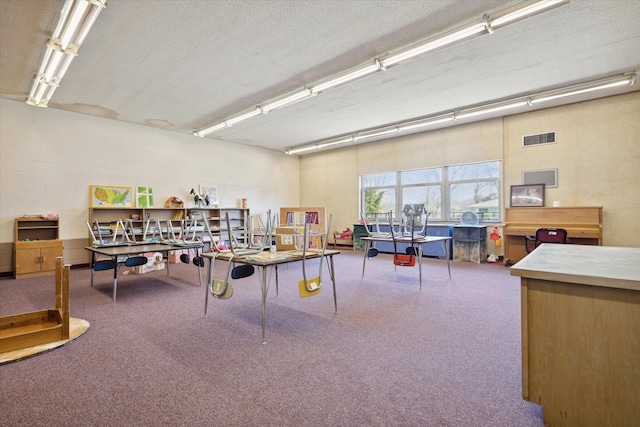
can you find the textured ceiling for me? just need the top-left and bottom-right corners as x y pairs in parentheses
(1, 0), (639, 153)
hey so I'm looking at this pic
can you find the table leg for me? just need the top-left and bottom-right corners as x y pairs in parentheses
(328, 255), (338, 312)
(112, 256), (118, 302)
(418, 245), (423, 290)
(90, 252), (96, 287)
(196, 248), (202, 287)
(361, 240), (370, 278)
(261, 266), (268, 344)
(204, 256), (214, 316)
(275, 264), (279, 297)
(443, 241), (451, 279)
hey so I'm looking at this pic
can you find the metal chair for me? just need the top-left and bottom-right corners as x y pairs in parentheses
(525, 228), (568, 253)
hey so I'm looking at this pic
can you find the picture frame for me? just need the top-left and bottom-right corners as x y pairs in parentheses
(90, 185), (133, 208)
(136, 186), (154, 208)
(510, 184), (545, 207)
(199, 185), (218, 206)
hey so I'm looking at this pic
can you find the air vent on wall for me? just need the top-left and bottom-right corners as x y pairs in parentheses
(522, 169), (558, 188)
(523, 132), (556, 147)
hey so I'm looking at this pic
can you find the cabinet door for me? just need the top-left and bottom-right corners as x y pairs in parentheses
(41, 246), (63, 272)
(15, 248), (42, 274)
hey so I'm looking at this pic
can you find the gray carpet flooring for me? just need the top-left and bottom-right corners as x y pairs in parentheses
(0, 250), (543, 426)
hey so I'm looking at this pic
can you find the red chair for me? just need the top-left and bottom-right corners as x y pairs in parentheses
(525, 228), (568, 253)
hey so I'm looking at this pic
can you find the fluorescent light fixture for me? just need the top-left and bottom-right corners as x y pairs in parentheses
(398, 114), (455, 132)
(225, 107), (263, 126)
(317, 136), (354, 149)
(286, 71), (635, 155)
(489, 0), (569, 30)
(193, 122), (227, 137)
(286, 145), (319, 155)
(194, 0), (569, 136)
(261, 89), (312, 113)
(286, 136), (354, 154)
(309, 61), (382, 94)
(26, 0), (106, 107)
(381, 21), (488, 68)
(354, 127), (399, 141)
(530, 74), (635, 104)
(456, 100), (529, 120)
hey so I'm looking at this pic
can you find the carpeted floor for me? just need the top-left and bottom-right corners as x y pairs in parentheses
(0, 250), (543, 426)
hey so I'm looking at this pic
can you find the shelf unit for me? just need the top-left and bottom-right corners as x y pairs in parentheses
(452, 225), (487, 263)
(279, 207), (327, 248)
(88, 207), (249, 246)
(14, 217), (63, 279)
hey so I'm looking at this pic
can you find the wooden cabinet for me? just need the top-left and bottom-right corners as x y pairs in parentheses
(503, 206), (602, 265)
(14, 218), (63, 279)
(511, 245), (640, 427)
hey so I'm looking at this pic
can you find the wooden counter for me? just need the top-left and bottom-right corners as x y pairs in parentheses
(503, 206), (602, 265)
(511, 244), (640, 427)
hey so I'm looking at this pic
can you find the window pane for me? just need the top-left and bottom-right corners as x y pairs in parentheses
(449, 181), (499, 221)
(448, 162), (500, 181)
(364, 188), (396, 215)
(401, 168), (442, 184)
(402, 186), (442, 218)
(362, 172), (396, 187)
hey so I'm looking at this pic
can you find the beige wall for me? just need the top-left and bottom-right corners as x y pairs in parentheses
(1, 91), (638, 272)
(0, 99), (301, 270)
(300, 92), (640, 248)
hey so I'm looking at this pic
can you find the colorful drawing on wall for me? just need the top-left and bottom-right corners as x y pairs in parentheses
(90, 185), (132, 208)
(199, 185), (218, 206)
(137, 186), (154, 208)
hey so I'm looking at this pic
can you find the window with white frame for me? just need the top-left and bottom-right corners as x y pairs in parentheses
(360, 161), (500, 223)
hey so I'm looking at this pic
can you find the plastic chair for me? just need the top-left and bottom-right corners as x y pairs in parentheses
(525, 228), (568, 253)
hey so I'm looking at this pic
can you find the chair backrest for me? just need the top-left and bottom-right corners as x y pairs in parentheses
(391, 212), (416, 267)
(535, 228), (568, 245)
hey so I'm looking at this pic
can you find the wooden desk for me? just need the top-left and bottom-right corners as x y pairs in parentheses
(85, 242), (204, 301)
(511, 244), (640, 427)
(203, 249), (339, 343)
(503, 206), (602, 265)
(361, 235), (452, 288)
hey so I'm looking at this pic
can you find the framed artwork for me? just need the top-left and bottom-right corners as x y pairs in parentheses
(137, 186), (154, 208)
(510, 184), (545, 207)
(90, 185), (133, 208)
(199, 185), (218, 206)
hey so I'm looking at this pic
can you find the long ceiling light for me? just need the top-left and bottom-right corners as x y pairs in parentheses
(380, 21), (488, 68)
(193, 0), (569, 137)
(455, 100), (529, 120)
(396, 114), (455, 132)
(261, 89), (313, 113)
(26, 0), (107, 107)
(529, 75), (636, 104)
(489, 0), (568, 29)
(285, 72), (636, 155)
(225, 107), (263, 126)
(309, 61), (383, 94)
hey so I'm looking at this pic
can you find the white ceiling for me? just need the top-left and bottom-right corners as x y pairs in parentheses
(1, 0), (639, 154)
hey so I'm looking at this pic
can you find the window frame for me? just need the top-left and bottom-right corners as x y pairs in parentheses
(360, 160), (501, 223)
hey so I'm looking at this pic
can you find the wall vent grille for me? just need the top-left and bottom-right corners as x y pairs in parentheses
(523, 132), (556, 147)
(522, 169), (558, 188)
